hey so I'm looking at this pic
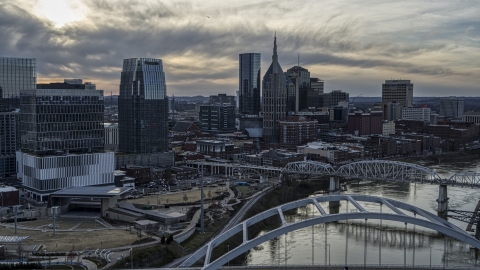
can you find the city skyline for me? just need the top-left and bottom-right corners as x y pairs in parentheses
(1, 0), (479, 96)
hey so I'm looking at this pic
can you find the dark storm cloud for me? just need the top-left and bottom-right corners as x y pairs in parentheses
(1, 0), (479, 96)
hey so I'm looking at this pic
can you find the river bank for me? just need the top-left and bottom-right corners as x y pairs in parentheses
(394, 149), (480, 166)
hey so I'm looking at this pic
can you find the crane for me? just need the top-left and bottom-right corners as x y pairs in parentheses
(351, 94), (363, 103)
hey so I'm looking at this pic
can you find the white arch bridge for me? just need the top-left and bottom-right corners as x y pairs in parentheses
(180, 194), (480, 270)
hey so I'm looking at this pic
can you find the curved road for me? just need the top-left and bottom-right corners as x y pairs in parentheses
(163, 184), (275, 268)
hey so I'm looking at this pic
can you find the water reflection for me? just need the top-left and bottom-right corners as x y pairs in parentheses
(246, 160), (480, 267)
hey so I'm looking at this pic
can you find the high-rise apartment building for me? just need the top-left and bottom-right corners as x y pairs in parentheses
(239, 53), (261, 115)
(382, 80), (413, 107)
(262, 35), (287, 143)
(118, 58), (169, 153)
(0, 57), (36, 109)
(199, 104), (236, 133)
(439, 96), (464, 118)
(17, 79), (113, 202)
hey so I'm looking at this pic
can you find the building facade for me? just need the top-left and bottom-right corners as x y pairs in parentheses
(382, 121), (396, 135)
(320, 90), (349, 108)
(439, 96), (464, 118)
(199, 104), (236, 133)
(402, 107), (432, 122)
(382, 80), (413, 107)
(239, 53), (261, 115)
(118, 58), (169, 153)
(0, 111), (19, 178)
(0, 57), (36, 109)
(279, 116), (318, 150)
(104, 123), (119, 152)
(17, 79), (114, 202)
(209, 93), (236, 106)
(347, 111), (383, 136)
(262, 35), (287, 143)
(17, 152), (114, 202)
(20, 80), (104, 154)
(463, 112), (480, 126)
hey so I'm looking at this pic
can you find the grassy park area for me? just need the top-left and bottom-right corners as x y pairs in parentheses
(0, 226), (140, 251)
(127, 186), (225, 205)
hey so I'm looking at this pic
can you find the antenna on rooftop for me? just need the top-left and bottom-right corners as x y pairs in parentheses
(298, 53), (300, 67)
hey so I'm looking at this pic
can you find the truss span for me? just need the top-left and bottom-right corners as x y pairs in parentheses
(336, 160), (443, 184)
(447, 172), (480, 188)
(180, 194), (479, 269)
(281, 160), (335, 176)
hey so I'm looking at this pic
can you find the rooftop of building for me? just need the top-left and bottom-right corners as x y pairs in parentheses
(463, 111), (480, 116)
(0, 185), (18, 192)
(104, 123), (118, 128)
(51, 186), (132, 198)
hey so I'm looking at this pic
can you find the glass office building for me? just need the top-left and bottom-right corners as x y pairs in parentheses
(0, 57), (36, 109)
(20, 80), (105, 154)
(239, 53), (261, 115)
(118, 58), (169, 153)
(17, 79), (113, 201)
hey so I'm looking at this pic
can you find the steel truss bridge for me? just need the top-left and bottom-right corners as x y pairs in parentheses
(187, 160), (480, 187)
(180, 194), (480, 269)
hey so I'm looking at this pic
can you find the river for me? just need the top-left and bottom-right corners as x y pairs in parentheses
(246, 159), (480, 267)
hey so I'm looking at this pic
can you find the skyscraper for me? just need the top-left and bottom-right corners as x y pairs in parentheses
(382, 80), (413, 107)
(439, 96), (464, 118)
(262, 35), (287, 143)
(118, 58), (169, 153)
(0, 57), (36, 109)
(285, 66), (311, 113)
(0, 107), (19, 178)
(239, 53), (261, 115)
(17, 79), (113, 202)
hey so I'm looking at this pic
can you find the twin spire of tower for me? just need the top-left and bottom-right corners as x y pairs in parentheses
(272, 32), (278, 74)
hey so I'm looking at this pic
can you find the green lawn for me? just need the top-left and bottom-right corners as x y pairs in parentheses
(235, 186), (255, 197)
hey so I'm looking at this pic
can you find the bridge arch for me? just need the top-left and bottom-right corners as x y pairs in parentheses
(336, 160), (443, 184)
(180, 194), (480, 269)
(281, 160), (335, 176)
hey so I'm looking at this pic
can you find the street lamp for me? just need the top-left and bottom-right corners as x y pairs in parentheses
(327, 244), (331, 266)
(44, 249), (46, 270)
(227, 245), (229, 267)
(430, 245), (432, 267)
(130, 247), (133, 270)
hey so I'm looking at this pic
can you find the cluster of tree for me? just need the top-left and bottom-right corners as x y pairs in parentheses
(0, 262), (42, 269)
(161, 234), (174, 245)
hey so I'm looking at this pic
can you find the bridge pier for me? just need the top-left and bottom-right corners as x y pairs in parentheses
(437, 184), (449, 216)
(329, 177), (340, 212)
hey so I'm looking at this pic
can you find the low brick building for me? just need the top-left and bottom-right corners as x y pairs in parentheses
(0, 186), (20, 207)
(279, 116), (318, 151)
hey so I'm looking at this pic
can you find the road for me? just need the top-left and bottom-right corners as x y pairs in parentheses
(162, 184), (275, 268)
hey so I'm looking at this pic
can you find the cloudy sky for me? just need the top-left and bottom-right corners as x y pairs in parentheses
(1, 0), (479, 97)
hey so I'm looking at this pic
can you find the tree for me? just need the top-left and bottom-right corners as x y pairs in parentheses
(183, 193), (189, 205)
(161, 235), (166, 244)
(167, 234), (174, 245)
(165, 168), (172, 181)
